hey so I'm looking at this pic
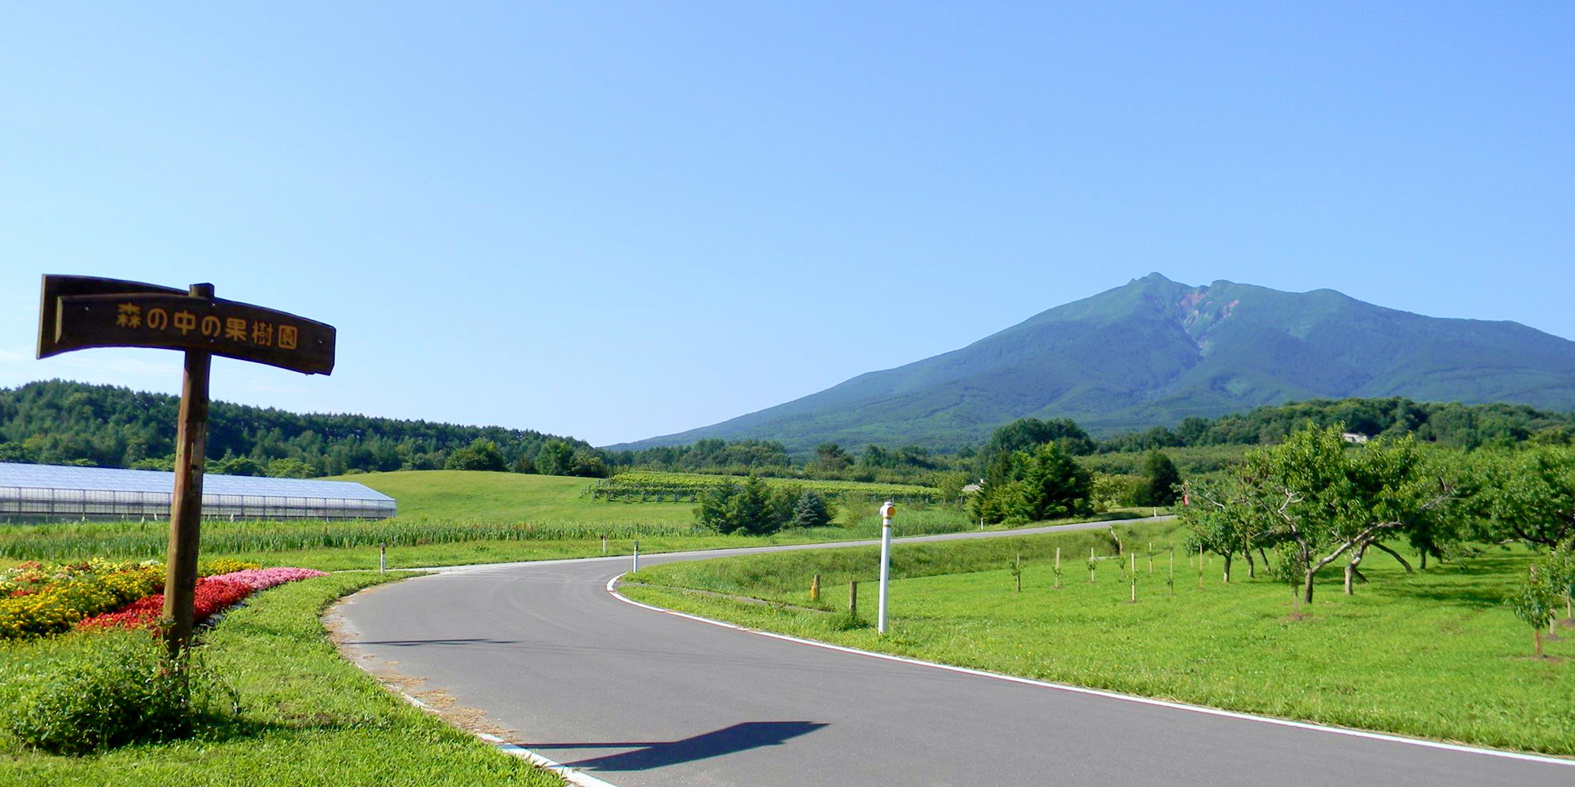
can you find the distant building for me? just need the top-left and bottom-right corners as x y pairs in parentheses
(0, 462), (396, 522)
(1342, 432), (1370, 444)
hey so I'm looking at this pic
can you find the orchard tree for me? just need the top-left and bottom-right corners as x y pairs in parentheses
(1178, 475), (1266, 582)
(1472, 445), (1575, 550)
(1509, 563), (1560, 658)
(1225, 425), (1457, 602)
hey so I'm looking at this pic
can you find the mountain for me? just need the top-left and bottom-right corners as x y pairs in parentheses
(614, 274), (1575, 453)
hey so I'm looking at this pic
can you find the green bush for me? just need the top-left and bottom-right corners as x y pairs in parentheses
(1, 630), (237, 755)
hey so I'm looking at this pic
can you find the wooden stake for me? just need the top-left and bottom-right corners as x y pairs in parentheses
(810, 573), (821, 602)
(162, 283), (214, 659)
(849, 580), (858, 615)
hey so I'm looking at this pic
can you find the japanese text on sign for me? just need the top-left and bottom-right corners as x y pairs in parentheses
(116, 302), (301, 351)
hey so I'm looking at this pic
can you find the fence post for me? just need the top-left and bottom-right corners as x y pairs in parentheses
(849, 580), (858, 615)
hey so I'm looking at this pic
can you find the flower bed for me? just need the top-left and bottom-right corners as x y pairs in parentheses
(0, 560), (164, 639)
(76, 567), (327, 632)
(0, 558), (280, 640)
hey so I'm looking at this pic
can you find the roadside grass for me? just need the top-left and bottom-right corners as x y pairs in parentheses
(622, 529), (1575, 756)
(0, 573), (562, 787)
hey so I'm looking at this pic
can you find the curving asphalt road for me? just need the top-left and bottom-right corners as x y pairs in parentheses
(334, 519), (1573, 787)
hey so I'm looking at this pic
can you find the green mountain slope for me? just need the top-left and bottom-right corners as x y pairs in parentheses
(615, 274), (1575, 452)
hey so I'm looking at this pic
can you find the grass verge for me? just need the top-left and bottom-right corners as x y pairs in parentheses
(622, 525), (1575, 756)
(0, 573), (562, 786)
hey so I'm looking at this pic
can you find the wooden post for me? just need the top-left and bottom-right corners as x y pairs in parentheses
(162, 283), (214, 659)
(810, 573), (821, 602)
(849, 580), (858, 615)
(1130, 552), (1136, 602)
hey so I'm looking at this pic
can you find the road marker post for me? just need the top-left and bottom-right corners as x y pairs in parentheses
(379, 542), (387, 575)
(878, 500), (895, 634)
(633, 541), (640, 573)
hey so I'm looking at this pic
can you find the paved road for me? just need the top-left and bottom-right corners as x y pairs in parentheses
(335, 519), (1573, 787)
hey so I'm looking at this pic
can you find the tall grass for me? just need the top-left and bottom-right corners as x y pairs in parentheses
(0, 518), (705, 562)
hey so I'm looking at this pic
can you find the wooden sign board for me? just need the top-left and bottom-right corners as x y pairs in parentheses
(38, 275), (335, 375)
(35, 274), (337, 657)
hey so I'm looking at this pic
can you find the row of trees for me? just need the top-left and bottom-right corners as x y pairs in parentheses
(1179, 424), (1575, 603)
(1101, 397), (1575, 454)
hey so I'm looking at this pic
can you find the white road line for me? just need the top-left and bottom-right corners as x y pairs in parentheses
(345, 640), (627, 787)
(476, 733), (624, 787)
(607, 575), (1575, 769)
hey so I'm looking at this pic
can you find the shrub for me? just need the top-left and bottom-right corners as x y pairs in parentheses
(2, 630), (236, 754)
(198, 558), (262, 577)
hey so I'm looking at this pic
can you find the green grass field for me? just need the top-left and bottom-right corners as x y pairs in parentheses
(0, 573), (562, 786)
(346, 470), (697, 523)
(623, 523), (1575, 756)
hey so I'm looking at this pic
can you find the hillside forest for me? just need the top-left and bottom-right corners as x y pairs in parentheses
(2, 380), (1574, 498)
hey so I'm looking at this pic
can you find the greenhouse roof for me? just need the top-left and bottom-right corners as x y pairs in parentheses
(0, 462), (394, 502)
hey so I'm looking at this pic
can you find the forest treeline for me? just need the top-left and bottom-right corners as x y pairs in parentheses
(0, 380), (601, 478)
(2, 380), (1572, 483)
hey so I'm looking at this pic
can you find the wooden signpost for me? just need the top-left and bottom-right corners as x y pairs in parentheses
(37, 275), (336, 657)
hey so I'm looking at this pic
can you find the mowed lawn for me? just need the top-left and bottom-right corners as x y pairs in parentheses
(623, 528), (1575, 756)
(341, 470), (696, 525)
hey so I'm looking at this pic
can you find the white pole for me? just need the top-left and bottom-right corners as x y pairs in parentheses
(878, 500), (895, 634)
(633, 540), (640, 573)
(379, 542), (386, 575)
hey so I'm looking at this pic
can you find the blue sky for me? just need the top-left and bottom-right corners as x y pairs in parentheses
(2, 3), (1570, 446)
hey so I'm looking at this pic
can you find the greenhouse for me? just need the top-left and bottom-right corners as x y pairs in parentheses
(0, 462), (397, 522)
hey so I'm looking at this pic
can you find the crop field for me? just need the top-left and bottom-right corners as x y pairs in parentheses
(623, 523), (1575, 756)
(585, 470), (942, 504)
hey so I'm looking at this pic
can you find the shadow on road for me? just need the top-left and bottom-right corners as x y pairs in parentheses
(529, 721), (829, 771)
(352, 637), (522, 647)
